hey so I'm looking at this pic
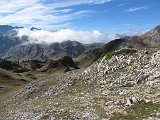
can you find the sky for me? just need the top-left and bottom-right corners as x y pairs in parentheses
(0, 0), (160, 44)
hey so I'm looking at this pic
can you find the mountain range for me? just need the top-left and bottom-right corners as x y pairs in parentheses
(0, 25), (103, 61)
(1, 25), (160, 120)
(1, 25), (160, 62)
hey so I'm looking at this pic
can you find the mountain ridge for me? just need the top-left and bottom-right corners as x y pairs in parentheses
(0, 25), (104, 61)
(1, 25), (160, 61)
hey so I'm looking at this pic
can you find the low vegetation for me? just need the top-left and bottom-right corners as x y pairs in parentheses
(110, 103), (160, 120)
(104, 48), (137, 59)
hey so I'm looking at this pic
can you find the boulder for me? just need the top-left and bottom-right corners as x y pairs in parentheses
(126, 97), (147, 106)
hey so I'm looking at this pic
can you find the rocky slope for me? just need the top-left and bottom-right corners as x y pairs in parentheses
(141, 25), (160, 47)
(1, 48), (160, 120)
(77, 25), (160, 67)
(77, 38), (128, 67)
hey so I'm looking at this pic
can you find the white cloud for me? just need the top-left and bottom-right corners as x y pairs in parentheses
(0, 0), (39, 14)
(116, 27), (145, 38)
(58, 9), (73, 13)
(15, 26), (145, 44)
(126, 6), (148, 12)
(117, 3), (127, 7)
(0, 0), (112, 29)
(16, 28), (115, 44)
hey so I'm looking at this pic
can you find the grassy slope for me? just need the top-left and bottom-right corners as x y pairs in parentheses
(0, 68), (29, 102)
(104, 48), (137, 59)
(110, 103), (160, 120)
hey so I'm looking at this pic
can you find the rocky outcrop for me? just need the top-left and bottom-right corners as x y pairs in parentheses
(125, 97), (147, 106)
(39, 56), (79, 72)
(141, 25), (160, 46)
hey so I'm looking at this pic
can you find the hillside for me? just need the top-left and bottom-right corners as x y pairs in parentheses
(77, 25), (160, 67)
(0, 55), (79, 72)
(141, 25), (160, 47)
(39, 56), (79, 73)
(0, 68), (29, 103)
(76, 38), (128, 67)
(0, 56), (79, 104)
(1, 48), (160, 119)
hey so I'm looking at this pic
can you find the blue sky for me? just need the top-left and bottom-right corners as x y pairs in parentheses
(0, 0), (160, 43)
(0, 0), (159, 33)
(69, 0), (160, 33)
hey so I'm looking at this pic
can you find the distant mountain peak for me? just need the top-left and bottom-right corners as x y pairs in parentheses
(154, 25), (160, 30)
(138, 25), (160, 47)
(0, 25), (14, 33)
(30, 27), (41, 31)
(0, 25), (23, 33)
